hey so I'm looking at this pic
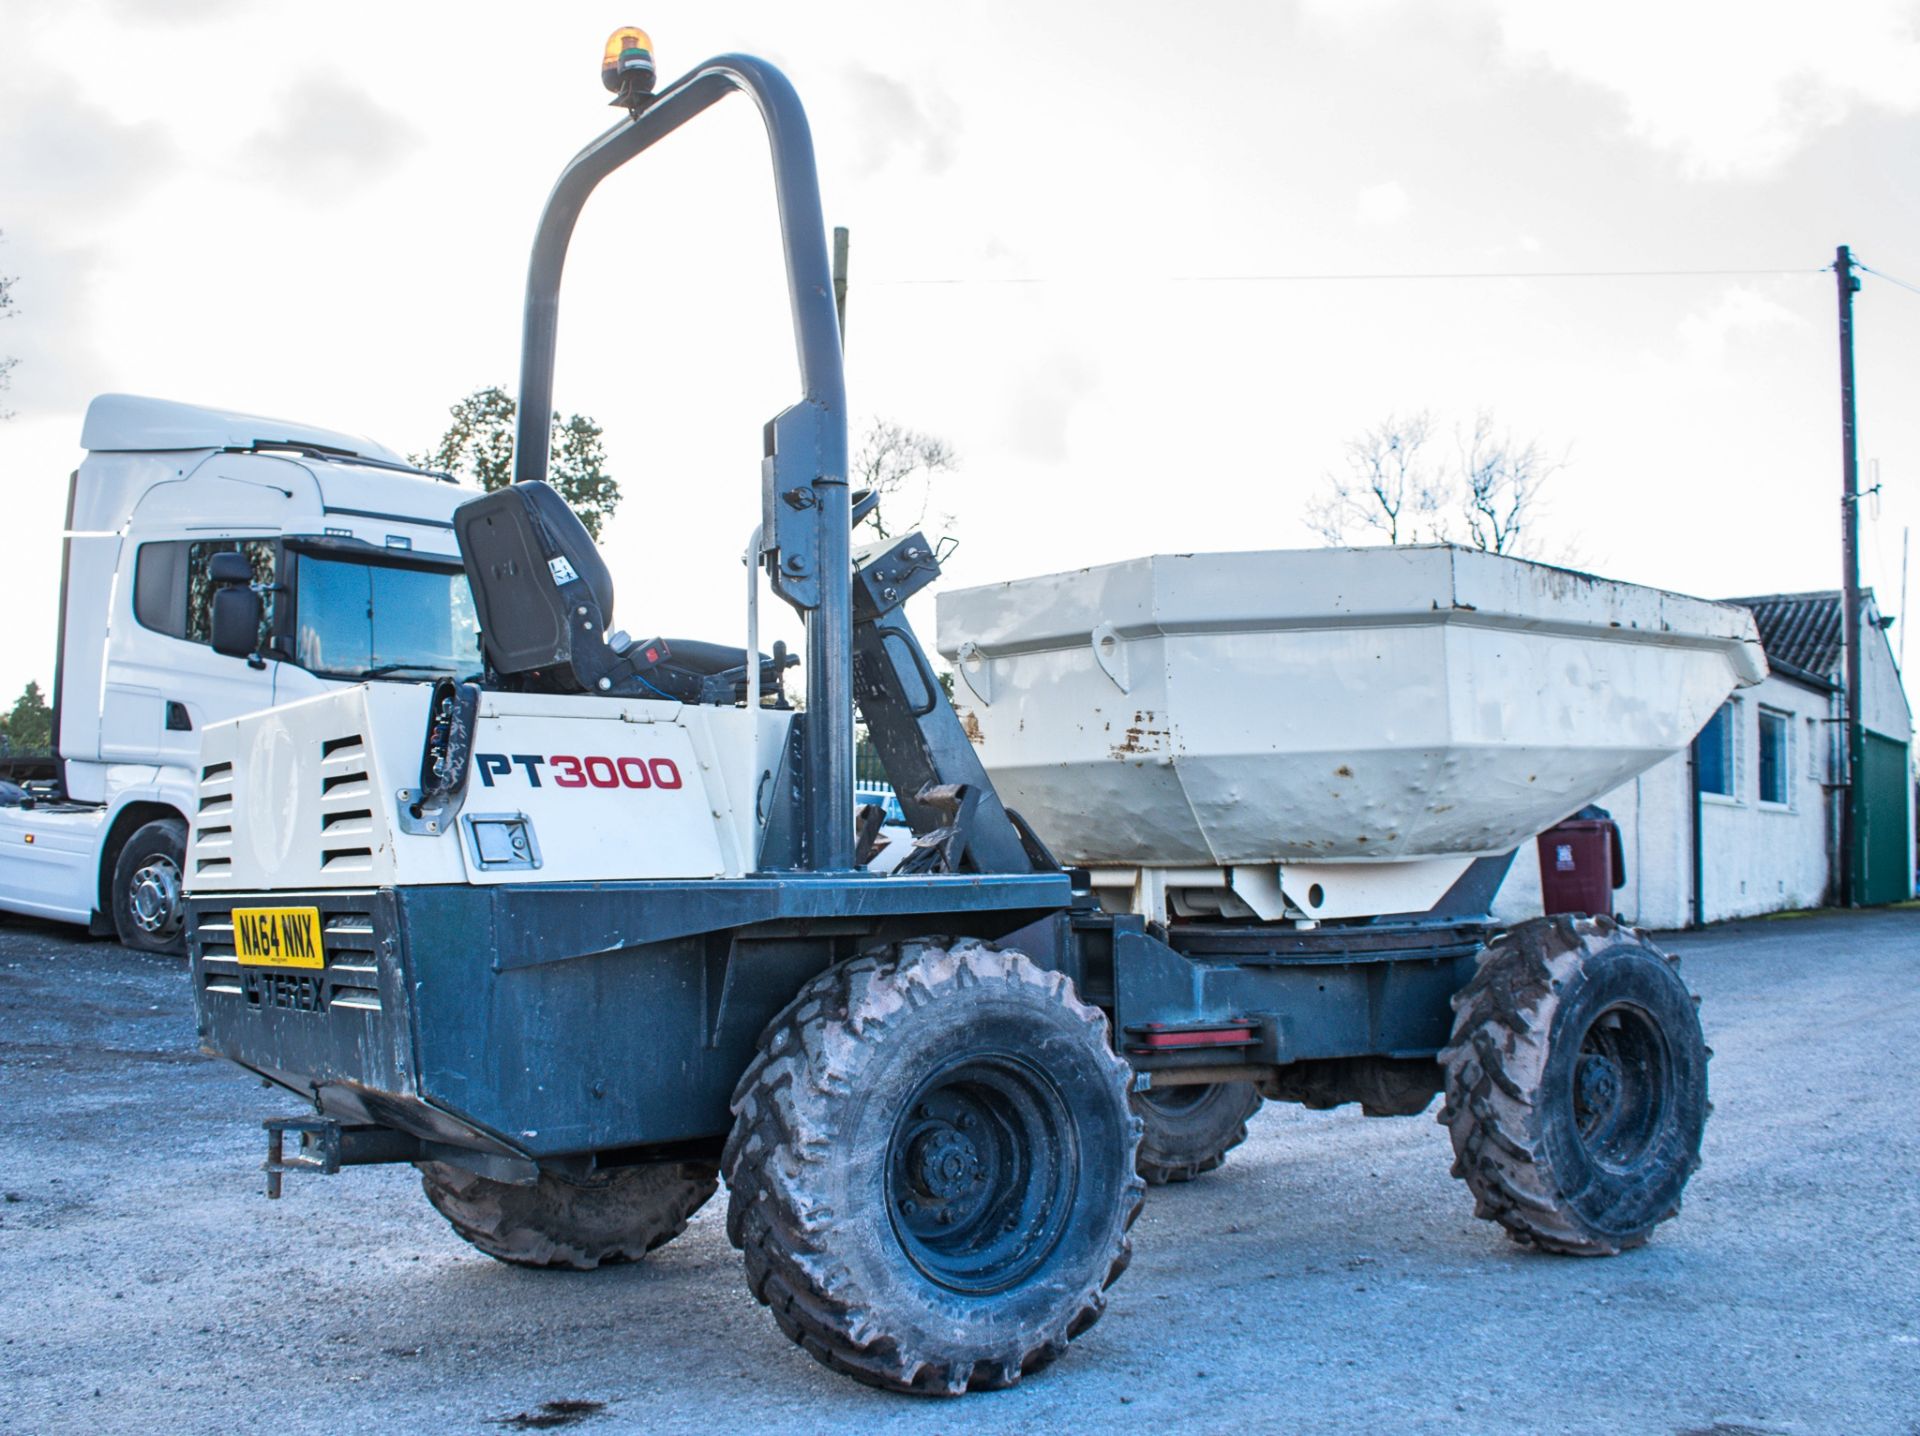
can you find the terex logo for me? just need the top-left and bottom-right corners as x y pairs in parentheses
(474, 752), (685, 791)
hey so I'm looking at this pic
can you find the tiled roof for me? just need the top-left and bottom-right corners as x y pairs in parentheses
(1722, 590), (1856, 690)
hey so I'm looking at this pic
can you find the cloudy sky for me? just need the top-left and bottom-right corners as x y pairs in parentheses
(2, 0), (1917, 709)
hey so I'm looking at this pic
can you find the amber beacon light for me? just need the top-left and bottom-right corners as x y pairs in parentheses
(602, 26), (657, 112)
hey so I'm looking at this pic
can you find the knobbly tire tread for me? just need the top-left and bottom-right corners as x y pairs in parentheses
(722, 940), (1144, 1396)
(416, 1159), (718, 1270)
(1131, 1081), (1264, 1186)
(1437, 913), (1710, 1256)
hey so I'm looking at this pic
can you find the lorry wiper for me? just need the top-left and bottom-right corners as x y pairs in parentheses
(360, 663), (456, 678)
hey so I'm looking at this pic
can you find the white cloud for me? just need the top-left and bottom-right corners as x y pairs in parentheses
(0, 0), (1913, 722)
(236, 76), (420, 193)
(1356, 181), (1411, 226)
(999, 350), (1098, 463)
(1476, 0), (1920, 177)
(0, 85), (175, 225)
(0, 86), (177, 410)
(100, 0), (244, 16)
(844, 65), (960, 177)
(1676, 285), (1804, 366)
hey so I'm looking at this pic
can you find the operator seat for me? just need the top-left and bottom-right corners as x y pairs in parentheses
(454, 480), (785, 703)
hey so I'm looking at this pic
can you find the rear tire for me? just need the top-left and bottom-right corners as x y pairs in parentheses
(1131, 1081), (1262, 1185)
(111, 817), (187, 955)
(724, 940), (1143, 1395)
(1438, 914), (1709, 1256)
(417, 1159), (718, 1270)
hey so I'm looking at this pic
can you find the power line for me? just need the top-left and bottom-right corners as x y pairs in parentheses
(1857, 260), (1920, 298)
(868, 265), (1824, 288)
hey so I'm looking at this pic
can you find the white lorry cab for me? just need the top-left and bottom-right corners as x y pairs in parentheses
(0, 394), (476, 952)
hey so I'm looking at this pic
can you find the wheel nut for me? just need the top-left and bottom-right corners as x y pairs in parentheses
(958, 1114), (976, 1130)
(901, 1200), (918, 1216)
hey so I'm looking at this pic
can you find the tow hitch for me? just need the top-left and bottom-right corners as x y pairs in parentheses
(261, 1117), (423, 1198)
(260, 1116), (539, 1197)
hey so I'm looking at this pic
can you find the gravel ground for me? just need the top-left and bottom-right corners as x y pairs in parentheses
(1, 908), (1916, 1436)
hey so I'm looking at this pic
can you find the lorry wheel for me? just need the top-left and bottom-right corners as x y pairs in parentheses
(416, 1159), (719, 1270)
(1438, 914), (1709, 1257)
(723, 940), (1143, 1395)
(111, 817), (188, 955)
(1131, 1081), (1263, 1185)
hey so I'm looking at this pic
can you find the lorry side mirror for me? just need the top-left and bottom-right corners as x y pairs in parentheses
(210, 583), (264, 661)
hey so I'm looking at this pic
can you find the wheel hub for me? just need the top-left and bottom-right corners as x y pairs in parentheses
(910, 1127), (983, 1203)
(129, 857), (183, 936)
(885, 1053), (1077, 1296)
(1572, 1003), (1672, 1171)
(1575, 1053), (1620, 1121)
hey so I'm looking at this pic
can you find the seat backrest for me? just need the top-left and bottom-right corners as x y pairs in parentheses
(454, 481), (614, 680)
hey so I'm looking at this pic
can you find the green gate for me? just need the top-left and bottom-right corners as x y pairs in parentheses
(1859, 732), (1914, 906)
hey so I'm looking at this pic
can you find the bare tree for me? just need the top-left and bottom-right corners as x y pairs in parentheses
(853, 418), (957, 541)
(0, 235), (17, 421)
(1309, 408), (1567, 558)
(1306, 411), (1443, 546)
(1455, 409), (1564, 557)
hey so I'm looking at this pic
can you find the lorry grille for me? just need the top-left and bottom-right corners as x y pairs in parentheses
(194, 893), (384, 1013)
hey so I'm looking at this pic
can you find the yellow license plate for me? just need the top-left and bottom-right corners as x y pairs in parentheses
(232, 907), (325, 969)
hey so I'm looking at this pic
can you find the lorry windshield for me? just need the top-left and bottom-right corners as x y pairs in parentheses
(294, 555), (481, 680)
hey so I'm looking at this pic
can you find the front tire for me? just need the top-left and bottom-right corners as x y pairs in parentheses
(724, 940), (1143, 1395)
(1438, 914), (1709, 1256)
(417, 1159), (718, 1270)
(111, 817), (187, 955)
(1131, 1081), (1263, 1185)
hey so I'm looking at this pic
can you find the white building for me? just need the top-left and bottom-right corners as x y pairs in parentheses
(1495, 590), (1915, 928)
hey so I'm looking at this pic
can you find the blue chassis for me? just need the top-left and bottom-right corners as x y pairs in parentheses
(188, 865), (1503, 1167)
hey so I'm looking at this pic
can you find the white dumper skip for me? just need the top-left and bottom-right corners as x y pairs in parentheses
(937, 544), (1766, 923)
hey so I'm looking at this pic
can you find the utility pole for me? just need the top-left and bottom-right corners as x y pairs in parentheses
(1836, 244), (1864, 907)
(832, 226), (850, 352)
(1901, 526), (1910, 675)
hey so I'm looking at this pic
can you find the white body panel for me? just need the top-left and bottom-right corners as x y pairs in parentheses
(0, 395), (470, 929)
(79, 393), (407, 462)
(938, 545), (1765, 920)
(187, 684), (794, 894)
(0, 803), (110, 922)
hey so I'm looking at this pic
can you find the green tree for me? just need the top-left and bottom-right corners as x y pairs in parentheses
(0, 681), (52, 755)
(416, 386), (620, 539)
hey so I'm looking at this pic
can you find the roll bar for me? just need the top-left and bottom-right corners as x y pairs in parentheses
(513, 55), (853, 871)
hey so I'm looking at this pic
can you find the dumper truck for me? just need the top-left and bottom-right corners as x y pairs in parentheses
(183, 34), (1763, 1395)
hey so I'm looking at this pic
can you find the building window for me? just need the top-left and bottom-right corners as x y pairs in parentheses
(1696, 700), (1737, 798)
(1757, 707), (1790, 806)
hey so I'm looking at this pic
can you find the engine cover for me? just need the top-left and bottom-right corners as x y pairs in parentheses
(186, 682), (791, 893)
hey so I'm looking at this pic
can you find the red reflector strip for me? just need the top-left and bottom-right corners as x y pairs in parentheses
(1134, 1026), (1255, 1050)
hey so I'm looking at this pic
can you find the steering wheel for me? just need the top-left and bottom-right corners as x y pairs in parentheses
(850, 486), (880, 529)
